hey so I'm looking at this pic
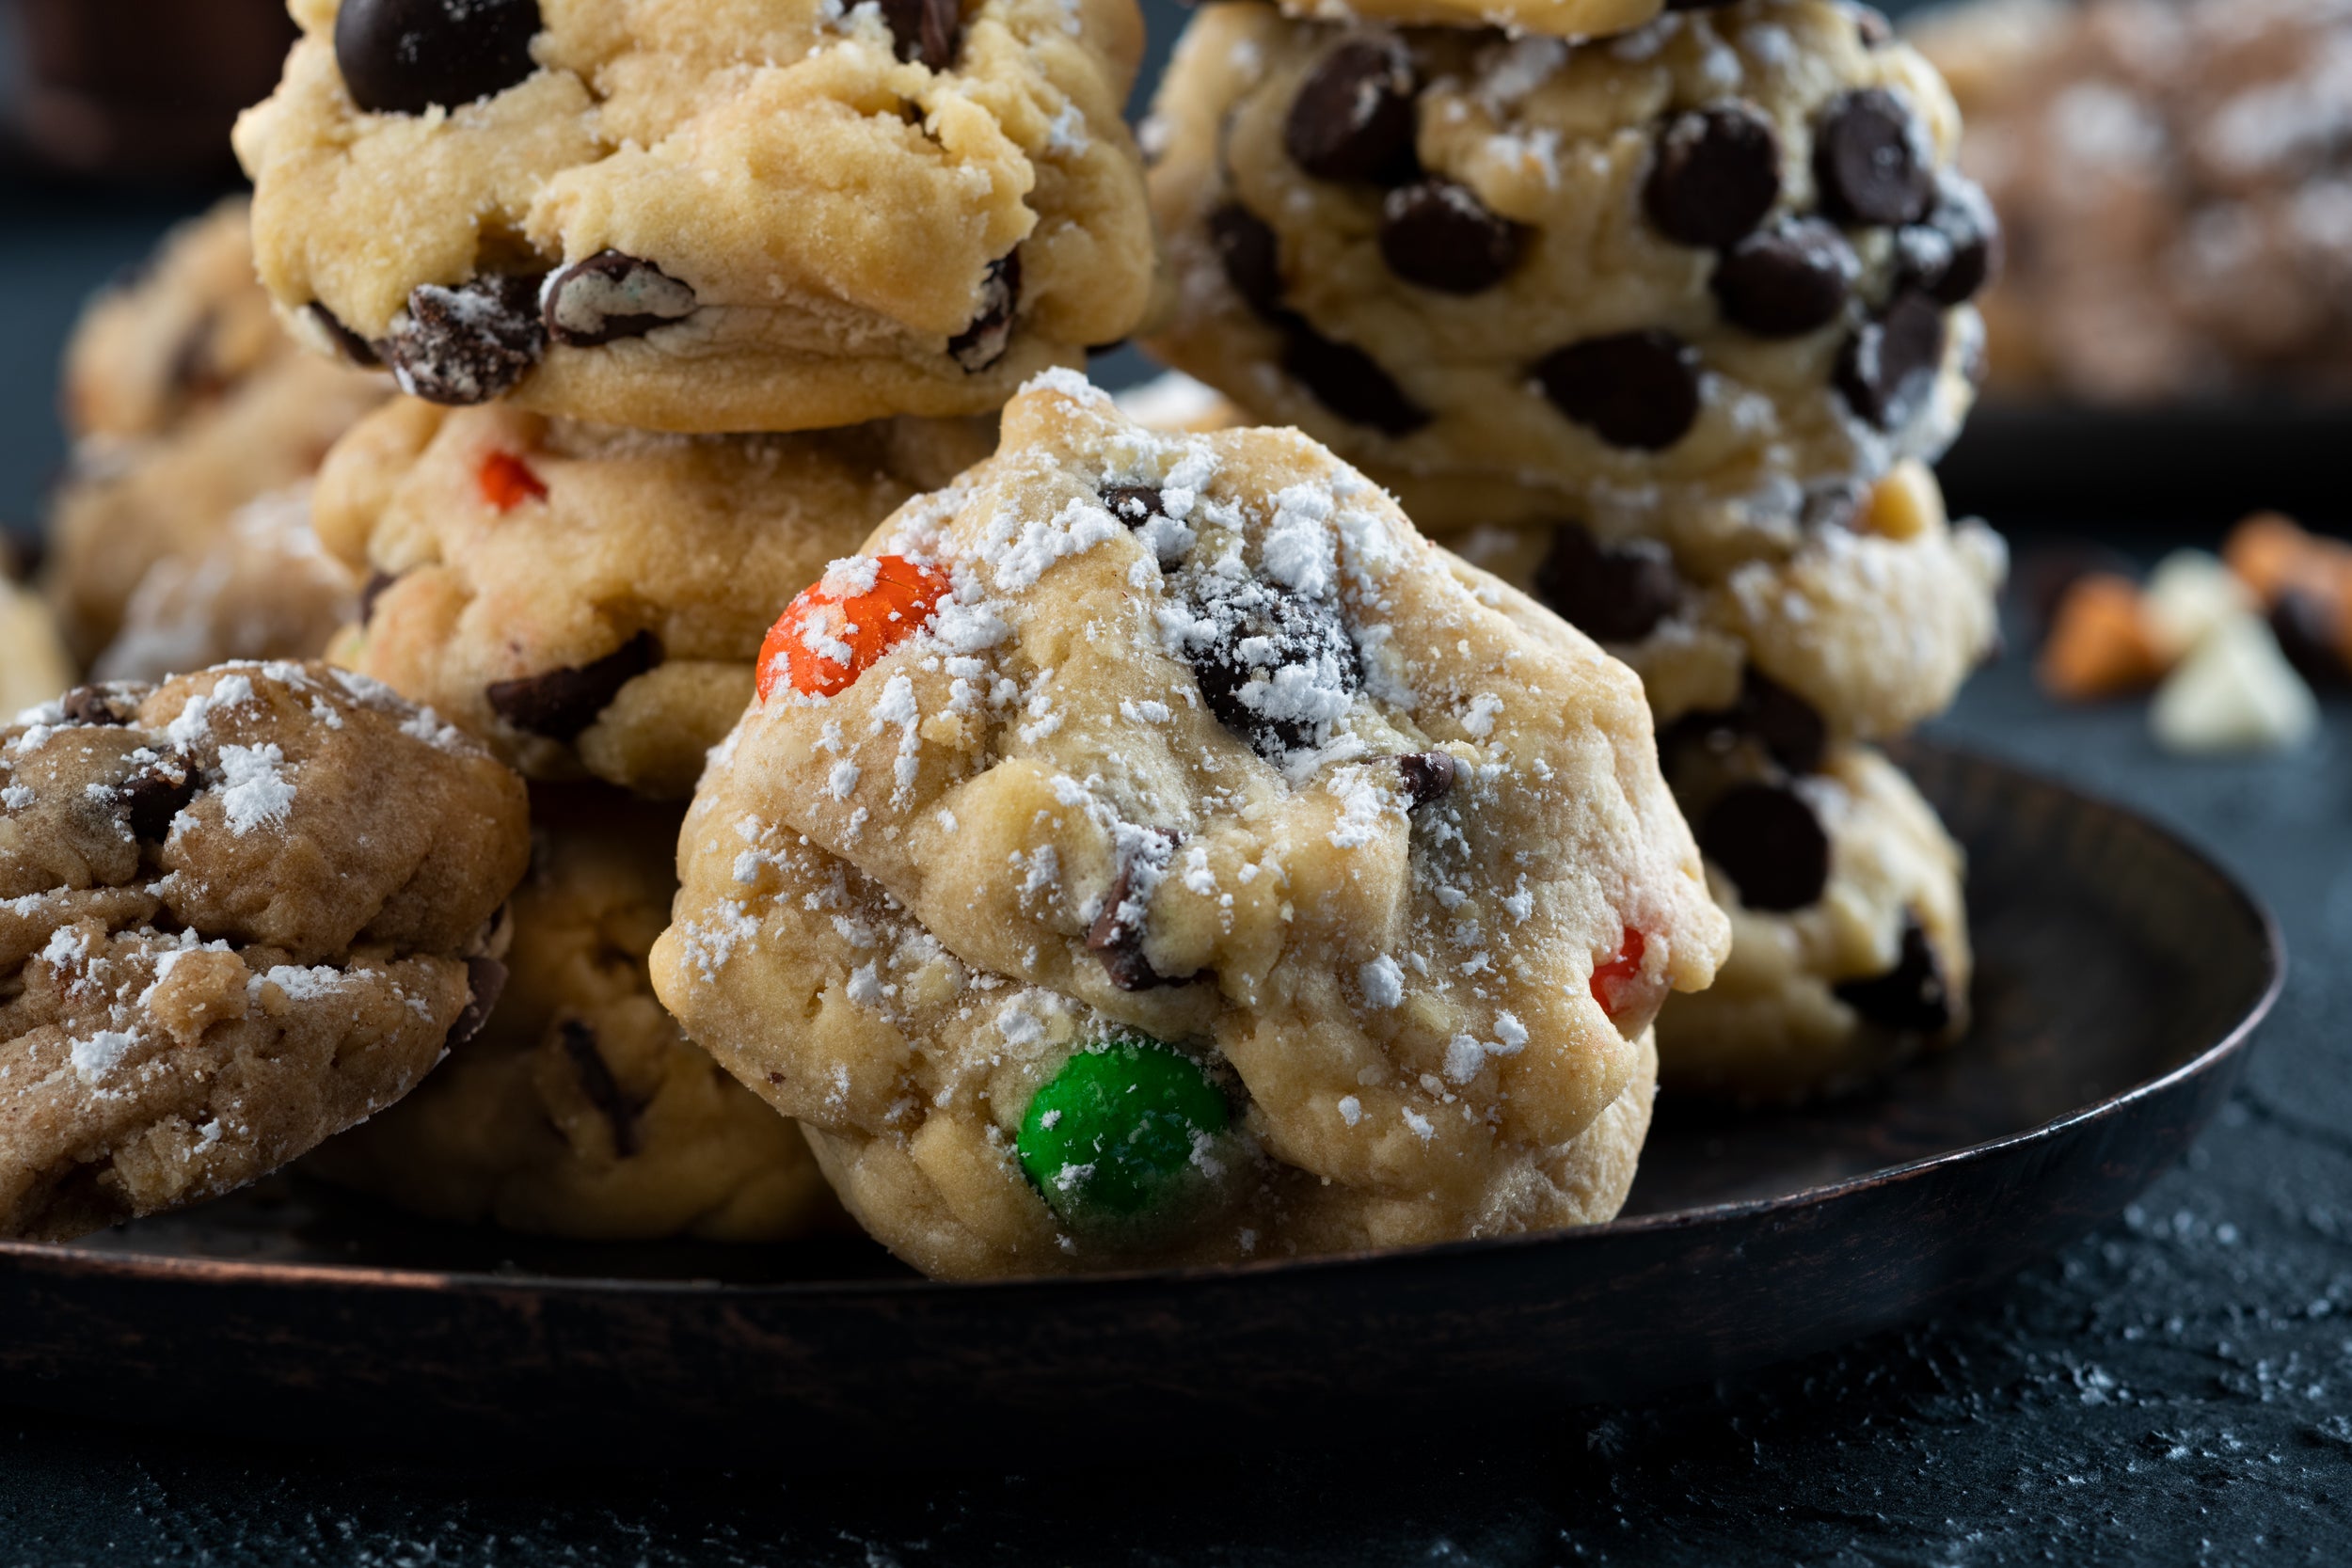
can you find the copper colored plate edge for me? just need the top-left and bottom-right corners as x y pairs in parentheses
(0, 741), (2285, 1298)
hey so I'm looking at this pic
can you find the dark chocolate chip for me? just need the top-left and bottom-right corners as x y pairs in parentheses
(1208, 203), (1285, 318)
(383, 274), (548, 406)
(1185, 580), (1361, 760)
(334, 0), (542, 116)
(1803, 479), (1869, 533)
(0, 531), (40, 585)
(1645, 103), (1781, 250)
(59, 686), (137, 727)
(1712, 216), (1857, 337)
(308, 304), (383, 369)
(359, 570), (399, 626)
(167, 312), (229, 404)
(1378, 179), (1526, 294)
(484, 629), (662, 741)
(1280, 323), (1430, 436)
(1699, 782), (1830, 912)
(1102, 486), (1165, 528)
(559, 1019), (640, 1158)
(1813, 87), (1932, 227)
(447, 955), (508, 1048)
(1737, 671), (1830, 776)
(542, 251), (698, 347)
(1835, 290), (1947, 430)
(1087, 851), (1193, 992)
(1533, 329), (1701, 451)
(1283, 39), (1418, 185)
(1397, 750), (1456, 808)
(879, 0), (962, 71)
(2270, 590), (2349, 690)
(948, 251), (1021, 373)
(1532, 522), (1681, 644)
(1894, 177), (2003, 307)
(1833, 913), (1953, 1034)
(119, 753), (202, 844)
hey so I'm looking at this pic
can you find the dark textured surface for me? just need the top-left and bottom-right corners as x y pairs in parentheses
(4, 3), (2351, 1558)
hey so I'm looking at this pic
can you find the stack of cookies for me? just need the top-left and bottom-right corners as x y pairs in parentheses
(1139, 0), (2009, 1100)
(215, 0), (1160, 1239)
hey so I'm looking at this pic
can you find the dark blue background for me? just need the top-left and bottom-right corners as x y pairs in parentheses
(2, 2), (2349, 1561)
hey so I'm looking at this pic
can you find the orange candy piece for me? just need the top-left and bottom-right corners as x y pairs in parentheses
(2038, 573), (2170, 702)
(758, 555), (953, 701)
(2223, 511), (2352, 663)
(1591, 927), (1647, 1016)
(477, 451), (548, 512)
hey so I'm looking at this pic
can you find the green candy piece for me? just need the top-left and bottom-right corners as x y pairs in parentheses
(1016, 1039), (1229, 1222)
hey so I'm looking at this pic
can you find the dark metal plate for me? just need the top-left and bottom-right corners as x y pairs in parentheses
(0, 742), (2280, 1461)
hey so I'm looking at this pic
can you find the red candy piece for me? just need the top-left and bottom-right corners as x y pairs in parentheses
(759, 555), (953, 701)
(477, 451), (548, 512)
(1590, 927), (1647, 1015)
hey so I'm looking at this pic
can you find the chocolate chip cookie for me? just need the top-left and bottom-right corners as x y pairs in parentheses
(232, 0), (1157, 433)
(1145, 0), (1991, 556)
(1432, 460), (2008, 740)
(651, 372), (1728, 1276)
(45, 200), (388, 666)
(0, 661), (529, 1240)
(1654, 736), (1969, 1100)
(316, 398), (995, 798)
(310, 786), (837, 1242)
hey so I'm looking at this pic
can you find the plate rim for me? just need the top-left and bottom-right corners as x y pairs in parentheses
(0, 739), (2285, 1302)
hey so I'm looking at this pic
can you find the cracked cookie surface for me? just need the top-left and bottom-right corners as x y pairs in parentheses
(0, 661), (529, 1240)
(652, 373), (1727, 1276)
(233, 0), (1157, 432)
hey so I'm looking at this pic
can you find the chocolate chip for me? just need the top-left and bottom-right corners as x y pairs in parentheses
(2270, 590), (2349, 690)
(1208, 203), (1285, 318)
(1835, 291), (1947, 430)
(1534, 330), (1701, 451)
(119, 753), (202, 845)
(559, 1019), (639, 1158)
(1397, 750), (1456, 808)
(1894, 177), (2003, 307)
(1087, 852), (1191, 992)
(1851, 5), (1893, 46)
(1645, 104), (1781, 250)
(1802, 479), (1868, 534)
(383, 274), (548, 406)
(334, 0), (542, 116)
(1376, 180), (1526, 294)
(1699, 783), (1829, 911)
(1284, 39), (1418, 185)
(1102, 486), (1165, 527)
(447, 955), (508, 1048)
(1533, 523), (1681, 643)
(879, 0), (962, 71)
(1813, 88), (1932, 227)
(0, 531), (40, 585)
(1281, 323), (1430, 436)
(359, 570), (399, 626)
(1833, 913), (1952, 1034)
(948, 251), (1021, 373)
(307, 304), (383, 369)
(1736, 672), (1829, 776)
(1185, 579), (1361, 760)
(59, 686), (137, 727)
(484, 629), (662, 741)
(167, 313), (230, 404)
(542, 252), (698, 347)
(1712, 217), (1856, 337)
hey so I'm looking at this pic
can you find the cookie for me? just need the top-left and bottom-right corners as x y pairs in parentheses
(1433, 460), (2007, 740)
(310, 786), (837, 1242)
(1913, 0), (2352, 400)
(1144, 0), (1989, 557)
(1654, 737), (1969, 1100)
(232, 0), (1157, 433)
(59, 198), (299, 446)
(651, 372), (1727, 1276)
(91, 485), (359, 685)
(0, 579), (74, 720)
(0, 661), (529, 1240)
(316, 398), (996, 798)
